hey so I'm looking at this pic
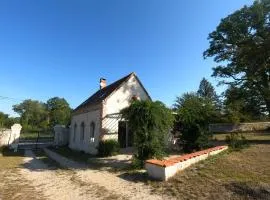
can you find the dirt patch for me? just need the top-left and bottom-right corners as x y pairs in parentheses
(0, 148), (45, 200)
(20, 149), (123, 200)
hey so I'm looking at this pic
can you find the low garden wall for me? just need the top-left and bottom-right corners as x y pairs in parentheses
(145, 145), (228, 181)
(209, 122), (270, 133)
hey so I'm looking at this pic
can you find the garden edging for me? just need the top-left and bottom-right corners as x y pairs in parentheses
(145, 145), (228, 181)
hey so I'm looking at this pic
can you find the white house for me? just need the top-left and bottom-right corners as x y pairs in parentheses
(69, 72), (151, 154)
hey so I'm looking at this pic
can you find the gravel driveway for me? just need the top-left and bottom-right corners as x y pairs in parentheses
(44, 148), (172, 200)
(20, 149), (173, 200)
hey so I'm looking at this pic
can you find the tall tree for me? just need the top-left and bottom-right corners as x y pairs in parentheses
(46, 97), (71, 127)
(204, 0), (270, 116)
(223, 86), (267, 122)
(197, 78), (217, 100)
(13, 99), (48, 130)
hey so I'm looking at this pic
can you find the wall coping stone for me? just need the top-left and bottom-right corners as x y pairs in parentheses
(146, 146), (227, 167)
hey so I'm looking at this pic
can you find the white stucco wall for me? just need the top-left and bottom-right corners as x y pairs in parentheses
(69, 109), (101, 154)
(102, 74), (150, 140)
(145, 146), (228, 181)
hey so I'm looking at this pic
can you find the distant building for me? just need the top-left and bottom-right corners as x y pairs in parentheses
(69, 72), (151, 154)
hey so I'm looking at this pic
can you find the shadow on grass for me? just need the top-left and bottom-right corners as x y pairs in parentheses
(1, 146), (25, 157)
(46, 146), (158, 183)
(1, 147), (69, 172)
(225, 182), (270, 200)
(117, 171), (154, 183)
(48, 146), (134, 172)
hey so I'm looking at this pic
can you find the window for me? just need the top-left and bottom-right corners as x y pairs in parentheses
(90, 122), (95, 142)
(80, 122), (85, 142)
(73, 123), (77, 142)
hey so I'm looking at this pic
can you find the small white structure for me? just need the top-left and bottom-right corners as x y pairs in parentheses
(69, 72), (151, 154)
(145, 146), (228, 181)
(0, 124), (22, 151)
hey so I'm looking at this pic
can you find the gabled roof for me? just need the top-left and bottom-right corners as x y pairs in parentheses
(74, 72), (150, 112)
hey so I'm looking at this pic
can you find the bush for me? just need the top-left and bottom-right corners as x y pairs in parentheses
(181, 124), (212, 152)
(175, 93), (217, 152)
(225, 133), (249, 150)
(98, 139), (120, 157)
(121, 100), (173, 167)
(131, 155), (143, 169)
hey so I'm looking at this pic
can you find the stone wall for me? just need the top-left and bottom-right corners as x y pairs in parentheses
(209, 122), (270, 133)
(0, 124), (22, 149)
(54, 125), (69, 146)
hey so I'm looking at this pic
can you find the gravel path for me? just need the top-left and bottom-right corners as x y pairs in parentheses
(21, 150), (121, 200)
(44, 148), (173, 200)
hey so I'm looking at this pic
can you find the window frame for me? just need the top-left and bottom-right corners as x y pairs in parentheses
(73, 123), (77, 142)
(90, 121), (95, 142)
(80, 122), (85, 142)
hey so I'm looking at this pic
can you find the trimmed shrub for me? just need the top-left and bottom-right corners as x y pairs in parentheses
(98, 139), (120, 157)
(225, 133), (249, 150)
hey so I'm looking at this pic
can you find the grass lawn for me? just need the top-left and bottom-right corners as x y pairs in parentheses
(213, 132), (270, 142)
(20, 132), (54, 140)
(149, 143), (270, 200)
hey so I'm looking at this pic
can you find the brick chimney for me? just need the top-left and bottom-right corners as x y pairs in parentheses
(100, 78), (107, 89)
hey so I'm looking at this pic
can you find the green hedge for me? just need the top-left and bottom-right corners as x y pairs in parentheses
(98, 139), (120, 157)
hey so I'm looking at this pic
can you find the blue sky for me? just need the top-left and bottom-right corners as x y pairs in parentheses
(0, 0), (253, 116)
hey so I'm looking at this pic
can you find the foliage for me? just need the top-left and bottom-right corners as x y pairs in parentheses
(121, 100), (173, 166)
(174, 93), (217, 152)
(223, 86), (267, 122)
(0, 112), (9, 128)
(0, 112), (18, 128)
(197, 78), (219, 103)
(175, 93), (218, 126)
(225, 133), (249, 150)
(47, 97), (71, 127)
(13, 99), (48, 131)
(204, 0), (270, 116)
(98, 139), (120, 157)
(197, 78), (222, 114)
(12, 97), (71, 131)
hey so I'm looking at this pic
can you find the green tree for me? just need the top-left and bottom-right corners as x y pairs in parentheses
(13, 99), (48, 131)
(0, 112), (9, 128)
(121, 100), (173, 166)
(174, 93), (216, 152)
(204, 0), (270, 117)
(223, 86), (267, 122)
(197, 78), (218, 101)
(46, 97), (71, 127)
(197, 78), (221, 112)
